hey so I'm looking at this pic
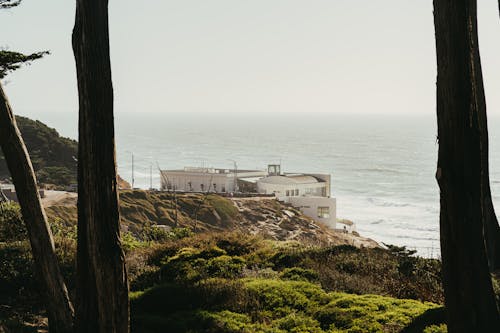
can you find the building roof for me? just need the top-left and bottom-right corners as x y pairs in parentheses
(257, 175), (320, 185)
(161, 167), (264, 174)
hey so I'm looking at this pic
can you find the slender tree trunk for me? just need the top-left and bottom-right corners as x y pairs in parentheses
(0, 82), (74, 333)
(72, 1), (129, 332)
(433, 0), (500, 331)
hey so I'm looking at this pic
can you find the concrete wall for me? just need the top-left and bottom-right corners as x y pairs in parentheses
(288, 196), (337, 229)
(161, 170), (267, 193)
(161, 171), (233, 192)
(256, 181), (327, 200)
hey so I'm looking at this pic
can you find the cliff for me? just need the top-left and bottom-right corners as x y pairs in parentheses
(45, 190), (378, 248)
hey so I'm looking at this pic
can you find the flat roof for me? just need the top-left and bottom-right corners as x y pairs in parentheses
(258, 175), (323, 185)
(161, 167), (264, 174)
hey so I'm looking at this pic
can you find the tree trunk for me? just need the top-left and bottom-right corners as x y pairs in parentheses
(433, 0), (500, 331)
(0, 82), (74, 333)
(72, 1), (129, 332)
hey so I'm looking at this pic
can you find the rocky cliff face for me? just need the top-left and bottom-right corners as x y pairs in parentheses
(46, 190), (378, 248)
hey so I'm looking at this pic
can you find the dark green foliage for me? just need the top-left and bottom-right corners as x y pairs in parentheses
(280, 267), (319, 282)
(0, 212), (450, 332)
(0, 202), (27, 241)
(0, 241), (34, 300)
(0, 0), (21, 9)
(128, 233), (444, 303)
(0, 116), (77, 187)
(0, 50), (48, 79)
(142, 224), (193, 242)
(131, 278), (442, 333)
(159, 246), (246, 283)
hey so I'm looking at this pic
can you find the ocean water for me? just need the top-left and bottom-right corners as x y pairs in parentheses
(31, 112), (500, 257)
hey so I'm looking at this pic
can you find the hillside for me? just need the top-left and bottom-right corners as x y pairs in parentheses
(0, 116), (77, 187)
(46, 190), (378, 247)
(0, 199), (447, 332)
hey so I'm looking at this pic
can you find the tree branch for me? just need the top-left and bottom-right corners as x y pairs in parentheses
(0, 50), (49, 79)
(0, 0), (21, 9)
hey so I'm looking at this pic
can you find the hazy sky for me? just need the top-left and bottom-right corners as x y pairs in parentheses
(1, 0), (500, 117)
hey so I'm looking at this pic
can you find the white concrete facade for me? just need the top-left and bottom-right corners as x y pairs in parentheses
(288, 196), (337, 229)
(256, 175), (328, 200)
(255, 173), (336, 229)
(160, 167), (267, 193)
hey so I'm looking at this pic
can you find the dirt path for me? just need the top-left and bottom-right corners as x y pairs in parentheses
(42, 190), (77, 207)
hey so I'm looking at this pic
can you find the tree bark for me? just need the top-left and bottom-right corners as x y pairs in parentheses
(433, 0), (500, 331)
(72, 1), (129, 332)
(0, 82), (74, 333)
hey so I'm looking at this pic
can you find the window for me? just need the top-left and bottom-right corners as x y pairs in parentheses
(295, 189), (299, 196)
(317, 206), (330, 218)
(286, 190), (290, 196)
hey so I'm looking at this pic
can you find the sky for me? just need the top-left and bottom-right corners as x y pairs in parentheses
(1, 0), (500, 118)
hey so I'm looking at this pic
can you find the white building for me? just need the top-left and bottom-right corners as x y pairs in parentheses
(159, 164), (338, 229)
(160, 167), (267, 193)
(255, 165), (336, 229)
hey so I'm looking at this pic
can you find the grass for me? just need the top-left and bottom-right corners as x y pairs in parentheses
(131, 278), (444, 333)
(127, 232), (448, 332)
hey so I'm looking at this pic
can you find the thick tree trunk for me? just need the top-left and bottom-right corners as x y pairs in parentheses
(0, 82), (74, 333)
(72, 1), (129, 332)
(433, 0), (500, 331)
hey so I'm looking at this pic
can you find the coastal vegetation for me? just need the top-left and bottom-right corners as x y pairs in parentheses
(0, 116), (77, 187)
(0, 201), (452, 332)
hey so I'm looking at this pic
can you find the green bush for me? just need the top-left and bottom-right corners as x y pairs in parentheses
(423, 324), (447, 333)
(0, 242), (35, 301)
(131, 278), (440, 333)
(0, 202), (27, 242)
(280, 267), (319, 282)
(160, 246), (246, 283)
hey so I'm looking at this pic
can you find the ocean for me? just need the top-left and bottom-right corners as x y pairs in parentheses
(29, 112), (500, 257)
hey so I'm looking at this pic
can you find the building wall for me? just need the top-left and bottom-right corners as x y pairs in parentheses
(256, 181), (327, 200)
(160, 170), (267, 193)
(309, 174), (331, 197)
(161, 171), (233, 192)
(289, 196), (337, 229)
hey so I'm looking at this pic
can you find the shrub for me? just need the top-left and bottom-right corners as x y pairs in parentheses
(423, 324), (447, 333)
(0, 202), (27, 242)
(160, 246), (246, 283)
(130, 277), (441, 333)
(280, 267), (319, 282)
(0, 242), (35, 301)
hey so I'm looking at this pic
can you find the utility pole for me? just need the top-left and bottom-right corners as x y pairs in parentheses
(131, 153), (135, 189)
(150, 163), (153, 190)
(227, 159), (238, 193)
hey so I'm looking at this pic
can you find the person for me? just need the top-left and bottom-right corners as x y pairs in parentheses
(343, 225), (347, 234)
